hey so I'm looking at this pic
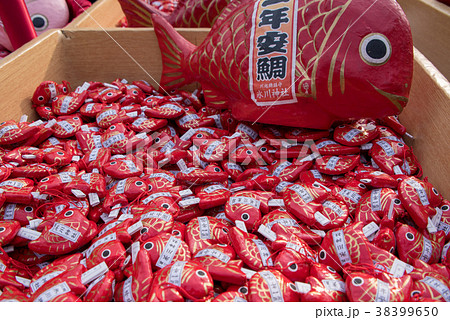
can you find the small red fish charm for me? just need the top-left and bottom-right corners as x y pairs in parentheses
(345, 272), (413, 302)
(148, 260), (214, 301)
(248, 269), (299, 302)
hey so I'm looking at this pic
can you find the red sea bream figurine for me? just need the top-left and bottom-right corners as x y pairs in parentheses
(152, 0), (413, 129)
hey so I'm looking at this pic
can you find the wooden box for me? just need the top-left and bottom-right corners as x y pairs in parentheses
(0, 29), (448, 198)
(398, 0), (450, 81)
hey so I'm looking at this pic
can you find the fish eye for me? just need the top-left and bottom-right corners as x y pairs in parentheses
(107, 92), (114, 97)
(110, 161), (117, 165)
(288, 263), (298, 271)
(57, 152), (64, 155)
(73, 117), (79, 121)
(144, 242), (153, 250)
(41, 177), (49, 182)
(102, 249), (111, 258)
(241, 213), (250, 221)
(110, 125), (116, 130)
(406, 232), (414, 241)
(442, 205), (449, 211)
(140, 227), (149, 234)
(394, 199), (401, 205)
(31, 14), (48, 31)
(172, 230), (180, 236)
(38, 96), (44, 101)
(214, 167), (221, 172)
(196, 134), (203, 138)
(411, 290), (421, 297)
(319, 250), (326, 260)
(432, 188), (439, 196)
(397, 143), (404, 147)
(25, 206), (34, 212)
(289, 283), (297, 291)
(135, 181), (143, 186)
(155, 138), (160, 143)
(64, 210), (74, 217)
(0, 227), (5, 233)
(260, 147), (267, 152)
(161, 203), (170, 209)
(196, 270), (207, 277)
(222, 228), (228, 234)
(352, 277), (364, 286)
(360, 33), (391, 66)
(327, 266), (336, 273)
(238, 286), (248, 294)
(246, 150), (253, 155)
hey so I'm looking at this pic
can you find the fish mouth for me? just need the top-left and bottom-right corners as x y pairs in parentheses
(369, 82), (408, 113)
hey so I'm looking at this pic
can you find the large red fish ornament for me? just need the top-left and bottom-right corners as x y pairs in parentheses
(152, 0), (413, 129)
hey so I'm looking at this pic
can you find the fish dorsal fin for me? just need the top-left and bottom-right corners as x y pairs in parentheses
(171, 0), (230, 27)
(211, 0), (252, 31)
(117, 0), (169, 27)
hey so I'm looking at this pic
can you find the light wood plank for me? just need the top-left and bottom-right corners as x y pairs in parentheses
(399, 48), (450, 198)
(398, 0), (450, 81)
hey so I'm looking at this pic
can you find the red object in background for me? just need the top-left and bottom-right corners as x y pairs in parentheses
(66, 0), (92, 20)
(0, 0), (37, 50)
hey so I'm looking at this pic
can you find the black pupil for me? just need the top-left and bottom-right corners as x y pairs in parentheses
(242, 214), (249, 220)
(240, 287), (248, 294)
(162, 204), (169, 208)
(0, 227), (5, 232)
(354, 278), (362, 285)
(102, 250), (110, 258)
(366, 39), (387, 59)
(144, 243), (152, 250)
(198, 271), (205, 276)
(407, 233), (413, 240)
(320, 251), (325, 259)
(289, 264), (297, 270)
(33, 16), (46, 28)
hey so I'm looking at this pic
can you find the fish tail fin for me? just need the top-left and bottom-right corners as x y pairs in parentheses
(118, 0), (168, 27)
(152, 13), (197, 92)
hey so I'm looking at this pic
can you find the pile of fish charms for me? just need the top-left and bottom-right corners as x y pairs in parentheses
(0, 78), (449, 303)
